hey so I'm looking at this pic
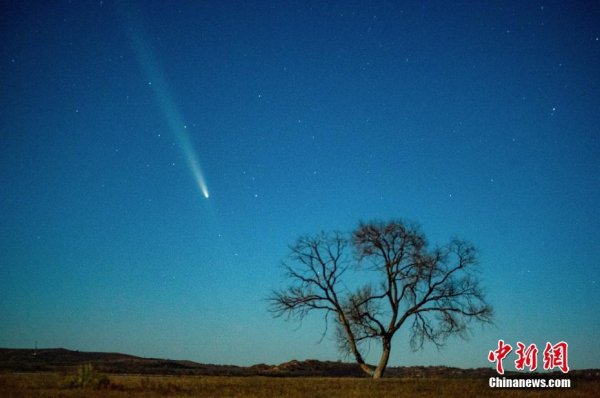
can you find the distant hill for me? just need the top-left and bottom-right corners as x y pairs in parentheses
(0, 348), (241, 376)
(1, 348), (597, 379)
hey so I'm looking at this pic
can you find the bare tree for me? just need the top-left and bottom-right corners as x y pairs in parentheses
(269, 220), (493, 378)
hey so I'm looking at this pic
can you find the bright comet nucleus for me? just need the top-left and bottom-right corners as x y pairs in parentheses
(176, 126), (211, 200)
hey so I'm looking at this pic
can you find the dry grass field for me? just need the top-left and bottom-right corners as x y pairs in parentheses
(0, 372), (598, 398)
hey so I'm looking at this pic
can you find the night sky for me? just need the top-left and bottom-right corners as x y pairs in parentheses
(1, 1), (599, 370)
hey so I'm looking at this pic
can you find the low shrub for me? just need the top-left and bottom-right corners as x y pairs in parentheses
(64, 363), (110, 389)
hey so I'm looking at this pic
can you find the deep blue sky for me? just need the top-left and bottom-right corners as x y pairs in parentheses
(1, 1), (598, 370)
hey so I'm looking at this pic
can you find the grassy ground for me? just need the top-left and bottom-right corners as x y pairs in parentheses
(0, 372), (598, 397)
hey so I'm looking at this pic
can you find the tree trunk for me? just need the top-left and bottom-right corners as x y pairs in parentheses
(346, 329), (374, 377)
(373, 338), (392, 379)
(337, 312), (375, 377)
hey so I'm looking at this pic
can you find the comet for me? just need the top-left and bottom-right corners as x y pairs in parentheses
(121, 5), (210, 200)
